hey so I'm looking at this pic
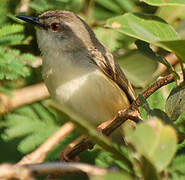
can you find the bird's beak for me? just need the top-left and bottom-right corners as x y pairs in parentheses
(16, 15), (48, 29)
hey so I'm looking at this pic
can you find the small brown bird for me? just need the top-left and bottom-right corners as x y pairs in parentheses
(17, 11), (136, 143)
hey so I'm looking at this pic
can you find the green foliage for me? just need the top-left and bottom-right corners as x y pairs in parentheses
(0, 0), (185, 180)
(118, 51), (158, 87)
(165, 85), (185, 121)
(0, 24), (35, 80)
(1, 102), (62, 153)
(125, 118), (177, 172)
(143, 0), (185, 6)
(135, 40), (178, 79)
(29, 0), (85, 13)
(91, 172), (133, 180)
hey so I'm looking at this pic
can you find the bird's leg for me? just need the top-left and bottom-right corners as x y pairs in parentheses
(60, 135), (84, 162)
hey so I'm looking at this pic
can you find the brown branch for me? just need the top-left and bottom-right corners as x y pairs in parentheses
(134, 73), (175, 107)
(64, 72), (180, 160)
(61, 135), (85, 161)
(0, 82), (50, 114)
(0, 162), (108, 179)
(0, 163), (34, 180)
(26, 162), (108, 176)
(18, 122), (75, 165)
(24, 56), (42, 68)
(155, 53), (179, 76)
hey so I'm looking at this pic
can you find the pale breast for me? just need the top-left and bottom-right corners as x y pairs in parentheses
(42, 51), (130, 128)
(48, 67), (130, 127)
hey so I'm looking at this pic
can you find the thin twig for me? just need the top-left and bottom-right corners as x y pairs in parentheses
(0, 162), (109, 179)
(65, 72), (181, 160)
(134, 73), (175, 107)
(154, 53), (179, 77)
(0, 163), (34, 180)
(26, 162), (108, 176)
(0, 82), (50, 114)
(179, 61), (185, 82)
(61, 135), (84, 161)
(18, 122), (75, 165)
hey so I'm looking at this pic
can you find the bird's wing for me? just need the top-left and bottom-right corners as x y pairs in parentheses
(75, 15), (135, 103)
(88, 46), (136, 104)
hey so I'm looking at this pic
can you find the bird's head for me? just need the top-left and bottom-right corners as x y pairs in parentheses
(17, 10), (96, 54)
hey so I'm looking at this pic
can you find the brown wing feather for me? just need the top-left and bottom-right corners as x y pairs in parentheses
(76, 15), (135, 103)
(88, 46), (136, 104)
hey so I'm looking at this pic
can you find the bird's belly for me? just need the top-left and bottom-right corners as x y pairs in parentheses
(46, 68), (130, 127)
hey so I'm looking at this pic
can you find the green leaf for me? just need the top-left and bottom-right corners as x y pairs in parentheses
(92, 5), (116, 21)
(87, 145), (130, 171)
(94, 27), (133, 52)
(0, 46), (35, 80)
(156, 6), (185, 25)
(106, 13), (179, 43)
(138, 94), (152, 114)
(90, 172), (133, 180)
(118, 50), (158, 87)
(106, 13), (185, 62)
(29, 0), (52, 12)
(0, 34), (25, 46)
(0, 23), (35, 81)
(114, 0), (135, 12)
(135, 40), (178, 78)
(143, 0), (185, 6)
(95, 0), (123, 14)
(140, 156), (161, 180)
(147, 82), (168, 110)
(2, 102), (63, 154)
(165, 85), (185, 121)
(159, 40), (185, 62)
(29, 0), (85, 13)
(169, 154), (185, 179)
(0, 24), (24, 37)
(125, 118), (177, 172)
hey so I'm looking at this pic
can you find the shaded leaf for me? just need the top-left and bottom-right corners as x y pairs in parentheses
(140, 156), (161, 180)
(118, 50), (158, 87)
(156, 6), (185, 25)
(95, 0), (123, 14)
(170, 154), (185, 175)
(115, 0), (135, 12)
(135, 40), (178, 78)
(90, 172), (133, 180)
(138, 94), (152, 114)
(0, 24), (24, 37)
(159, 39), (185, 62)
(94, 27), (129, 52)
(125, 118), (177, 172)
(165, 85), (185, 121)
(143, 0), (185, 6)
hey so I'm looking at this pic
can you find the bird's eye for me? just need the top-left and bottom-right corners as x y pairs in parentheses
(50, 22), (61, 31)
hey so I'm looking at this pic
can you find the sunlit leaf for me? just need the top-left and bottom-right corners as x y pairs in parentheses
(125, 118), (177, 172)
(106, 13), (185, 62)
